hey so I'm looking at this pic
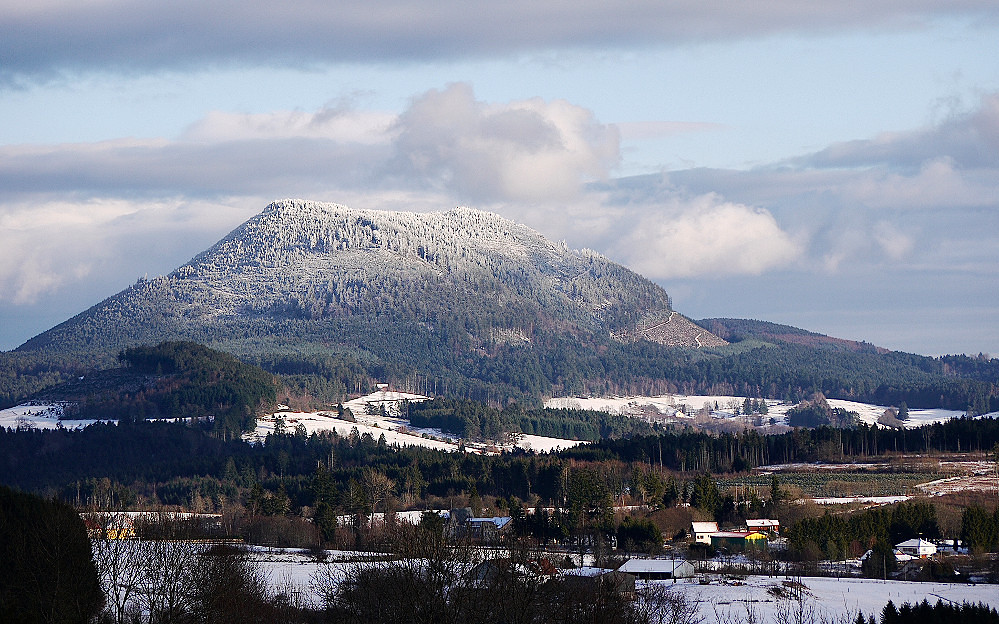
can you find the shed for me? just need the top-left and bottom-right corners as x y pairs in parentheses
(617, 558), (695, 580)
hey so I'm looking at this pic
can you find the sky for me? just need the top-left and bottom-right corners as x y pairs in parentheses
(1, 1), (998, 357)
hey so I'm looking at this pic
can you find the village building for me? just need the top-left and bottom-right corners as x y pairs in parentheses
(465, 516), (512, 543)
(617, 558), (695, 580)
(81, 512), (135, 539)
(894, 538), (937, 559)
(564, 567), (637, 598)
(344, 385), (430, 417)
(464, 557), (559, 587)
(447, 507), (512, 544)
(710, 531), (768, 552)
(745, 519), (780, 536)
(690, 521), (718, 544)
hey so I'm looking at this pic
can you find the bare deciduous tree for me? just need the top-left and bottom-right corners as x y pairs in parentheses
(89, 512), (146, 624)
(634, 583), (703, 624)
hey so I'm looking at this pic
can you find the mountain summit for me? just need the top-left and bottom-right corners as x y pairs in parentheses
(18, 200), (724, 397)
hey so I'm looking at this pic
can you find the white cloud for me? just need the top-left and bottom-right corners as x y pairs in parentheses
(0, 197), (257, 304)
(392, 83), (620, 201)
(0, 84), (617, 203)
(803, 92), (999, 171)
(843, 157), (997, 209)
(602, 194), (801, 279)
(181, 107), (395, 144)
(873, 220), (914, 260)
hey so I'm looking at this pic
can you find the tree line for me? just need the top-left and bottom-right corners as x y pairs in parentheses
(565, 416), (999, 471)
(408, 397), (656, 442)
(786, 500), (940, 564)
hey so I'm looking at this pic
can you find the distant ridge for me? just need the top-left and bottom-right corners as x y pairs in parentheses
(698, 318), (885, 353)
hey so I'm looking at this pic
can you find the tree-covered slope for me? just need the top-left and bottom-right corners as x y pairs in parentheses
(40, 341), (277, 434)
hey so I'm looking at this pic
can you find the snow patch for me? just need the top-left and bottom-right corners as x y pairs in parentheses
(0, 402), (112, 430)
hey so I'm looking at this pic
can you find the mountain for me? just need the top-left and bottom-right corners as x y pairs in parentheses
(13, 200), (724, 399)
(9, 200), (997, 413)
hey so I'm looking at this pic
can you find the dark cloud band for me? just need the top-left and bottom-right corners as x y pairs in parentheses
(3, 1), (997, 82)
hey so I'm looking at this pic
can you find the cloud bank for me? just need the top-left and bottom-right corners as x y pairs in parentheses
(3, 1), (997, 82)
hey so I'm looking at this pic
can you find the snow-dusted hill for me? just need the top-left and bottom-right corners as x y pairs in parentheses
(18, 199), (723, 359)
(546, 394), (973, 430)
(244, 387), (587, 454)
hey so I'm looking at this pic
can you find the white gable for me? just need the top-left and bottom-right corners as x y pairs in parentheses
(691, 521), (718, 534)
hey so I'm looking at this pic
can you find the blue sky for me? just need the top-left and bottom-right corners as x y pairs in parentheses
(1, 1), (997, 356)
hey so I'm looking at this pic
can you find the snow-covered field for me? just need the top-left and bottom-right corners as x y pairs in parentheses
(0, 390), (583, 455)
(0, 402), (112, 430)
(811, 495), (911, 506)
(246, 409), (461, 452)
(244, 389), (585, 454)
(4, 391), (988, 458)
(681, 574), (998, 624)
(825, 399), (976, 428)
(546, 394), (981, 430)
(246, 547), (999, 620)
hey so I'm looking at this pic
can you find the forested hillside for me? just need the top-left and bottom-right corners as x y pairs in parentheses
(2, 412), (997, 557)
(38, 341), (277, 435)
(4, 200), (725, 404)
(408, 397), (656, 441)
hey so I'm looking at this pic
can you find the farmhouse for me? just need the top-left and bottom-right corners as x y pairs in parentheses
(465, 516), (512, 543)
(690, 521), (718, 544)
(617, 558), (695, 580)
(464, 557), (559, 587)
(895, 538), (937, 559)
(347, 385), (429, 416)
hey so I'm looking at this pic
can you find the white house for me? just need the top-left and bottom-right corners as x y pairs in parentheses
(895, 538), (937, 559)
(617, 558), (695, 580)
(690, 521), (718, 544)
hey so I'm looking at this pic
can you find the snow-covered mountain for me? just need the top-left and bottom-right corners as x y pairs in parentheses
(18, 200), (724, 364)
